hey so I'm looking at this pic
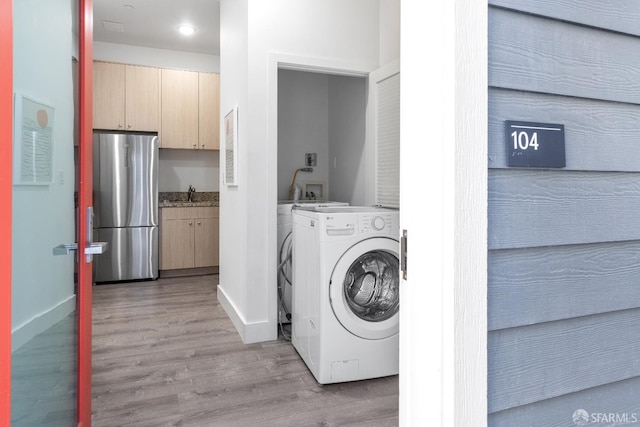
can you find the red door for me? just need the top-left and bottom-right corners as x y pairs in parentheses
(1, 1), (94, 425)
(78, 1), (94, 424)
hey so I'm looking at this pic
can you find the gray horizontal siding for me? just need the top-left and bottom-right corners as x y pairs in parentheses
(489, 88), (640, 172)
(489, 7), (640, 104)
(490, 0), (640, 37)
(488, 3), (640, 421)
(489, 376), (640, 427)
(488, 170), (640, 250)
(488, 308), (640, 413)
(489, 241), (640, 331)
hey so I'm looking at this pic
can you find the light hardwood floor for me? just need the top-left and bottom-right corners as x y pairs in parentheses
(92, 275), (399, 426)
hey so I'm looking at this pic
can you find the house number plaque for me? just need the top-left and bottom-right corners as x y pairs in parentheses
(505, 121), (565, 168)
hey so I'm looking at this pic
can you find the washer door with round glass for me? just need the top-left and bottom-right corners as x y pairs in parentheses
(330, 237), (400, 340)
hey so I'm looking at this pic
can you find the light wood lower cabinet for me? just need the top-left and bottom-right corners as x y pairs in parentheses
(194, 217), (219, 267)
(160, 207), (219, 270)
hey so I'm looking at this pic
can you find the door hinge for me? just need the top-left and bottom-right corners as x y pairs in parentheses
(401, 229), (407, 280)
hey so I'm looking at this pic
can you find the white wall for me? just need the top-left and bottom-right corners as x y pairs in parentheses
(277, 70), (329, 201)
(277, 71), (367, 203)
(218, 0), (380, 343)
(380, 0), (401, 65)
(94, 41), (220, 72)
(94, 42), (221, 192)
(217, 0), (252, 340)
(158, 150), (220, 192)
(328, 74), (367, 205)
(277, 71), (367, 204)
(12, 0), (76, 349)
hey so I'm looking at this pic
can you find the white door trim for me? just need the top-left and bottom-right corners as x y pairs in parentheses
(400, 1), (488, 426)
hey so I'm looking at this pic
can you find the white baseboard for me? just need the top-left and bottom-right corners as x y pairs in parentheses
(217, 284), (276, 344)
(11, 295), (76, 352)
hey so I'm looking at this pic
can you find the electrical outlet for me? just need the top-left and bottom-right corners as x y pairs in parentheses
(305, 153), (317, 166)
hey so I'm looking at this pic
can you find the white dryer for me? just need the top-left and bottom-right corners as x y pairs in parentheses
(292, 206), (400, 384)
(277, 201), (348, 324)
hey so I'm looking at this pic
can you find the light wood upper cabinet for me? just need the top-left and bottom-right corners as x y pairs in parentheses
(198, 72), (220, 150)
(93, 62), (125, 130)
(93, 61), (159, 131)
(160, 69), (199, 149)
(125, 64), (160, 131)
(94, 63), (220, 150)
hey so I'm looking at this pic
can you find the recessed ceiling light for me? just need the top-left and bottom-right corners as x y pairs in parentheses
(177, 24), (196, 36)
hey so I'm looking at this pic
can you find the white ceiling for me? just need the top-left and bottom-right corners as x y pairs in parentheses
(93, 0), (220, 56)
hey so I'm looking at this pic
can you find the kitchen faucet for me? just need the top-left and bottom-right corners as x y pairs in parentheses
(187, 185), (196, 202)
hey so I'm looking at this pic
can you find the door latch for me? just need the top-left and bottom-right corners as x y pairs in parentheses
(53, 242), (108, 256)
(401, 229), (407, 280)
(52, 206), (108, 262)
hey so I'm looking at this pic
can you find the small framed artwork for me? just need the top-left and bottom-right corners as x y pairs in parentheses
(224, 106), (238, 186)
(13, 93), (55, 185)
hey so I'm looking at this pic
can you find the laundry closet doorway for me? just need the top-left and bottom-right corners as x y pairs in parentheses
(274, 62), (400, 323)
(277, 69), (368, 206)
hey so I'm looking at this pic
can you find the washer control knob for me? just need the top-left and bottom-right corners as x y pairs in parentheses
(372, 216), (385, 231)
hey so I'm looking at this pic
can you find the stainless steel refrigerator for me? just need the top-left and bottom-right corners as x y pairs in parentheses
(93, 132), (159, 282)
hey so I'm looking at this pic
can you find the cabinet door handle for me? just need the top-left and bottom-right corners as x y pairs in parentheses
(193, 144), (197, 149)
(197, 221), (201, 225)
(188, 221), (193, 226)
(201, 144), (205, 149)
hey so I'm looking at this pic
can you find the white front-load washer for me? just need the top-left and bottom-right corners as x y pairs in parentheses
(277, 201), (348, 324)
(291, 206), (400, 384)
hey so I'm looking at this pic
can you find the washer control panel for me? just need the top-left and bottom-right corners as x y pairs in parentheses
(360, 213), (395, 234)
(372, 216), (386, 231)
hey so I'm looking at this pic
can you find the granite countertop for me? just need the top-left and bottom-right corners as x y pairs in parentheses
(159, 191), (219, 208)
(160, 200), (217, 208)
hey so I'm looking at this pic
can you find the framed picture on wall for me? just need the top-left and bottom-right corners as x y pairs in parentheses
(13, 93), (55, 185)
(223, 106), (238, 187)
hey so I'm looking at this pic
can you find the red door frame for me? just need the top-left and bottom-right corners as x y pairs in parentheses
(0, 0), (13, 421)
(1, 0), (94, 425)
